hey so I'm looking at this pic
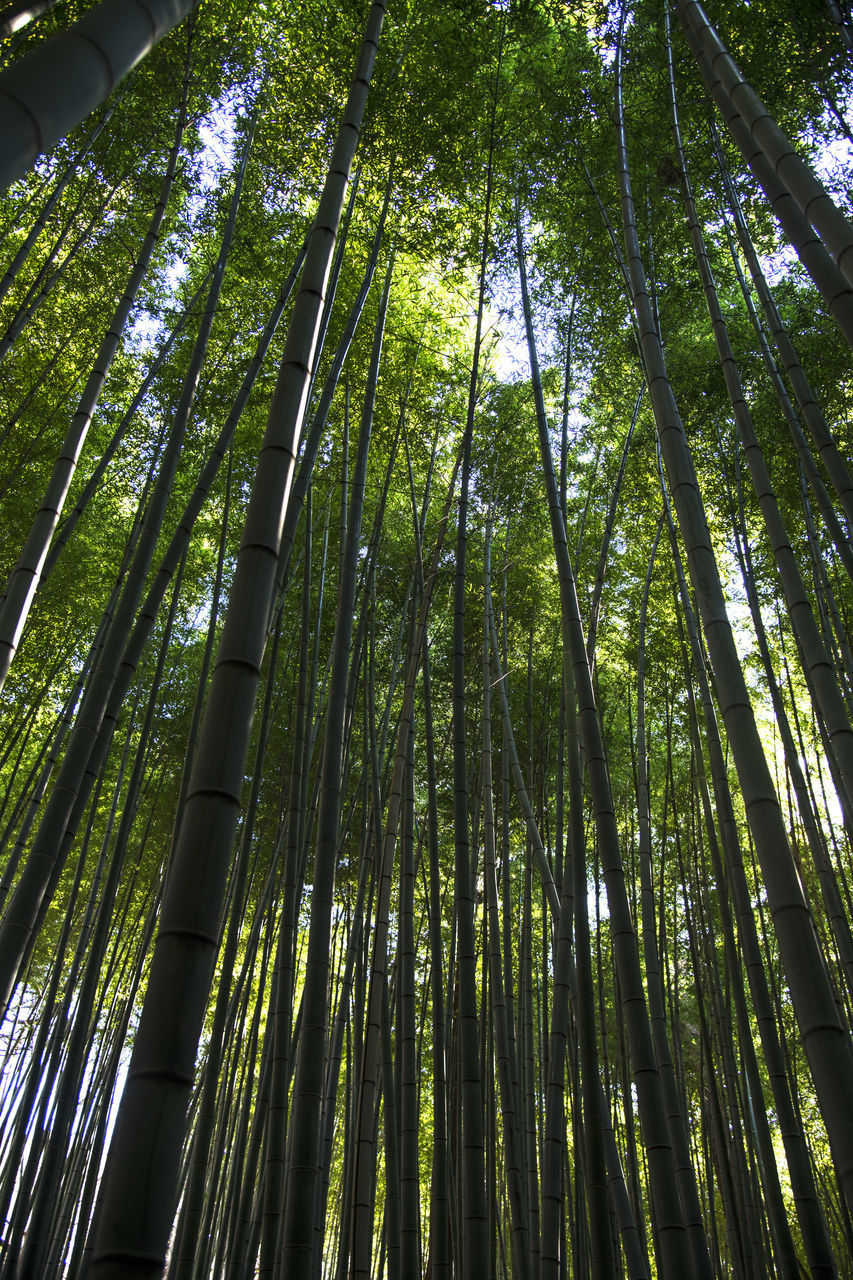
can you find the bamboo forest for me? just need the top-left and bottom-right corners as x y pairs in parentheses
(6, 0), (853, 1276)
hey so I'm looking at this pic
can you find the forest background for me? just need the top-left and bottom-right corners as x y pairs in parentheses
(0, 0), (852, 1278)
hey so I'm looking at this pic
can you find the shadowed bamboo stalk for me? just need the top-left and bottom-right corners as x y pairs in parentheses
(481, 513), (533, 1280)
(616, 1), (853, 1220)
(634, 513), (715, 1280)
(677, 0), (853, 289)
(666, 3), (853, 875)
(0, 121), (254, 1016)
(281, 246), (393, 1280)
(0, 0), (198, 189)
(716, 135), (853, 542)
(349, 446), (461, 1279)
(659, 454), (841, 1279)
(447, 27), (504, 1266)
(487, 563), (649, 1280)
(87, 14), (386, 1269)
(677, 12), (853, 353)
(516, 191), (691, 1278)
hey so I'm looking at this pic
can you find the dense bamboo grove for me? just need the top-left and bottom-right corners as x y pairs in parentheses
(1, 0), (853, 1275)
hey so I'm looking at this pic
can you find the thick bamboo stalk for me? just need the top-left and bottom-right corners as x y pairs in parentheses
(677, 0), (853, 288)
(88, 15), (385, 1273)
(0, 0), (197, 189)
(0, 126), (252, 1015)
(615, 5), (853, 1221)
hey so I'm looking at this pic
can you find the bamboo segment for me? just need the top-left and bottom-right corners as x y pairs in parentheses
(0, 0), (197, 189)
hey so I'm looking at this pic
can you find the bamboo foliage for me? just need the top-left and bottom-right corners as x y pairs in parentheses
(0, 1), (852, 1277)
